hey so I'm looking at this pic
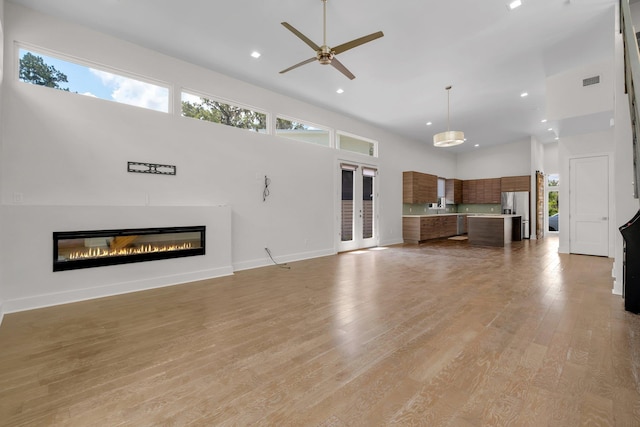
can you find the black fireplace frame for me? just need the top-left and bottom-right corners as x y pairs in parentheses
(53, 225), (206, 272)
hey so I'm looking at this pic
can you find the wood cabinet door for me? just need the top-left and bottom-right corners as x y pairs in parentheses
(501, 175), (531, 192)
(446, 179), (462, 204)
(463, 179), (478, 204)
(487, 178), (502, 203)
(403, 171), (438, 203)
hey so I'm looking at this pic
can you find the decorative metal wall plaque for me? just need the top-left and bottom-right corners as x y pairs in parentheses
(127, 162), (176, 176)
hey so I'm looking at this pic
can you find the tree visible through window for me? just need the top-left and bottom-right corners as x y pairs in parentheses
(547, 174), (559, 232)
(181, 92), (266, 132)
(18, 48), (169, 112)
(20, 52), (69, 90)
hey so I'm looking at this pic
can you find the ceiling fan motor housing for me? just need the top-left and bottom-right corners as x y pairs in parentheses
(317, 46), (334, 64)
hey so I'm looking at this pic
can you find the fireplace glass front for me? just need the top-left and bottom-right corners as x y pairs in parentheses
(53, 226), (205, 271)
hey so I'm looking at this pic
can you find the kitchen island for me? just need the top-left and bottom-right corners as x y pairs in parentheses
(467, 214), (522, 247)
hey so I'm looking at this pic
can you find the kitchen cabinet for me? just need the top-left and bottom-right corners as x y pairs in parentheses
(468, 215), (523, 247)
(445, 178), (462, 204)
(462, 178), (501, 204)
(501, 175), (531, 192)
(403, 215), (458, 243)
(403, 171), (438, 204)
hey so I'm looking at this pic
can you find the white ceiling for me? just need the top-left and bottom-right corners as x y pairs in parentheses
(7, 0), (618, 151)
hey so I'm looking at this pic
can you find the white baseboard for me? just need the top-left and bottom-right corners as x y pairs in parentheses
(378, 238), (404, 247)
(612, 279), (623, 296)
(4, 266), (233, 314)
(233, 248), (335, 272)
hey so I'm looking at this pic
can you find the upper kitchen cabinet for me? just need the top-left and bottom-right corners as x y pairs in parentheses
(462, 178), (501, 204)
(445, 178), (462, 204)
(501, 175), (531, 192)
(403, 171), (438, 204)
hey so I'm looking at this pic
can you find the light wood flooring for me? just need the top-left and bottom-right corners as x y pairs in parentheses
(1, 237), (640, 426)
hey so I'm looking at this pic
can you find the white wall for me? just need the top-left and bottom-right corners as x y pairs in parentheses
(1, 205), (233, 312)
(530, 136), (545, 240)
(0, 0), (5, 324)
(630, 1), (640, 30)
(0, 3), (457, 312)
(557, 128), (615, 255)
(455, 139), (531, 179)
(546, 60), (614, 122)
(543, 142), (559, 173)
(613, 3), (640, 295)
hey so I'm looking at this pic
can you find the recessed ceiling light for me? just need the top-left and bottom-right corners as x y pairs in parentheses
(250, 51), (261, 59)
(474, 144), (480, 147)
(541, 119), (547, 123)
(426, 122), (432, 126)
(508, 0), (522, 10)
(555, 137), (559, 140)
(547, 128), (553, 131)
(520, 92), (528, 97)
(336, 88), (344, 94)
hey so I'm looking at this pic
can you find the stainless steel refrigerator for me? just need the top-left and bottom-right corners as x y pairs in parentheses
(501, 191), (530, 239)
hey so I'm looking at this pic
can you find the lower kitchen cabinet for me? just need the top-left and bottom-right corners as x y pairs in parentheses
(403, 215), (458, 243)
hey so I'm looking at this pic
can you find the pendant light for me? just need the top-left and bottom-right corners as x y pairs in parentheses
(433, 85), (465, 147)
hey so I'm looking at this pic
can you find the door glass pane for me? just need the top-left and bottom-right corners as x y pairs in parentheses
(341, 170), (354, 242)
(548, 190), (559, 232)
(363, 175), (374, 239)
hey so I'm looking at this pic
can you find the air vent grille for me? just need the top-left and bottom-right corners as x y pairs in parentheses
(583, 76), (600, 86)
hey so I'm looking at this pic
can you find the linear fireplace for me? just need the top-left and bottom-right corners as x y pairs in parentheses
(53, 226), (206, 271)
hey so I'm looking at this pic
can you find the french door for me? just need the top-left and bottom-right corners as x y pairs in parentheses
(338, 162), (377, 252)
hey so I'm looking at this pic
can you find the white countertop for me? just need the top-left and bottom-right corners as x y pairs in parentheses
(403, 213), (462, 217)
(467, 214), (522, 219)
(402, 213), (518, 218)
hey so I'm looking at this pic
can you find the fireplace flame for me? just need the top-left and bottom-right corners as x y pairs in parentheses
(67, 243), (193, 260)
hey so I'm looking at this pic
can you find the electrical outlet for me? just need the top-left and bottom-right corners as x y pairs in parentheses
(13, 193), (23, 203)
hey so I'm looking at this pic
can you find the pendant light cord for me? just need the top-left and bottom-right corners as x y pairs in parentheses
(446, 85), (452, 132)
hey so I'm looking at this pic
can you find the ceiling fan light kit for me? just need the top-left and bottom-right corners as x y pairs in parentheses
(433, 85), (465, 147)
(279, 0), (384, 80)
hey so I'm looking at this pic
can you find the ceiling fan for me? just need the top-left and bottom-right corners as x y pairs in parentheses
(279, 0), (384, 80)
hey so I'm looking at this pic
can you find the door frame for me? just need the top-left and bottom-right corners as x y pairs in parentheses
(565, 152), (614, 257)
(336, 159), (379, 252)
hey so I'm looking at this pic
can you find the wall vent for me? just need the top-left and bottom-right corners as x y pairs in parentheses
(583, 75), (600, 87)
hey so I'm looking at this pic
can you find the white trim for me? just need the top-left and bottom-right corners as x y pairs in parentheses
(232, 248), (335, 272)
(567, 152), (614, 257)
(180, 87), (269, 128)
(0, 299), (4, 327)
(3, 267), (233, 314)
(15, 41), (173, 112)
(275, 114), (332, 147)
(336, 130), (379, 157)
(335, 159), (381, 252)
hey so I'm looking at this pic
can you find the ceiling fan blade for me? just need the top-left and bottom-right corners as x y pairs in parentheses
(332, 31), (384, 55)
(279, 57), (317, 74)
(281, 22), (321, 52)
(330, 57), (355, 80)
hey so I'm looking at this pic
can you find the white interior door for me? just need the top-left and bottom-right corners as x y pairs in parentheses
(569, 155), (609, 256)
(338, 162), (377, 252)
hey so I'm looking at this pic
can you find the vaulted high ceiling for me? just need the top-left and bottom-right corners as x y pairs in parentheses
(8, 0), (618, 151)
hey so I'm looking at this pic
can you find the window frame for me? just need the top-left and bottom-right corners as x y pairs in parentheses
(336, 130), (378, 157)
(15, 42), (172, 113)
(275, 114), (333, 148)
(181, 88), (270, 133)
